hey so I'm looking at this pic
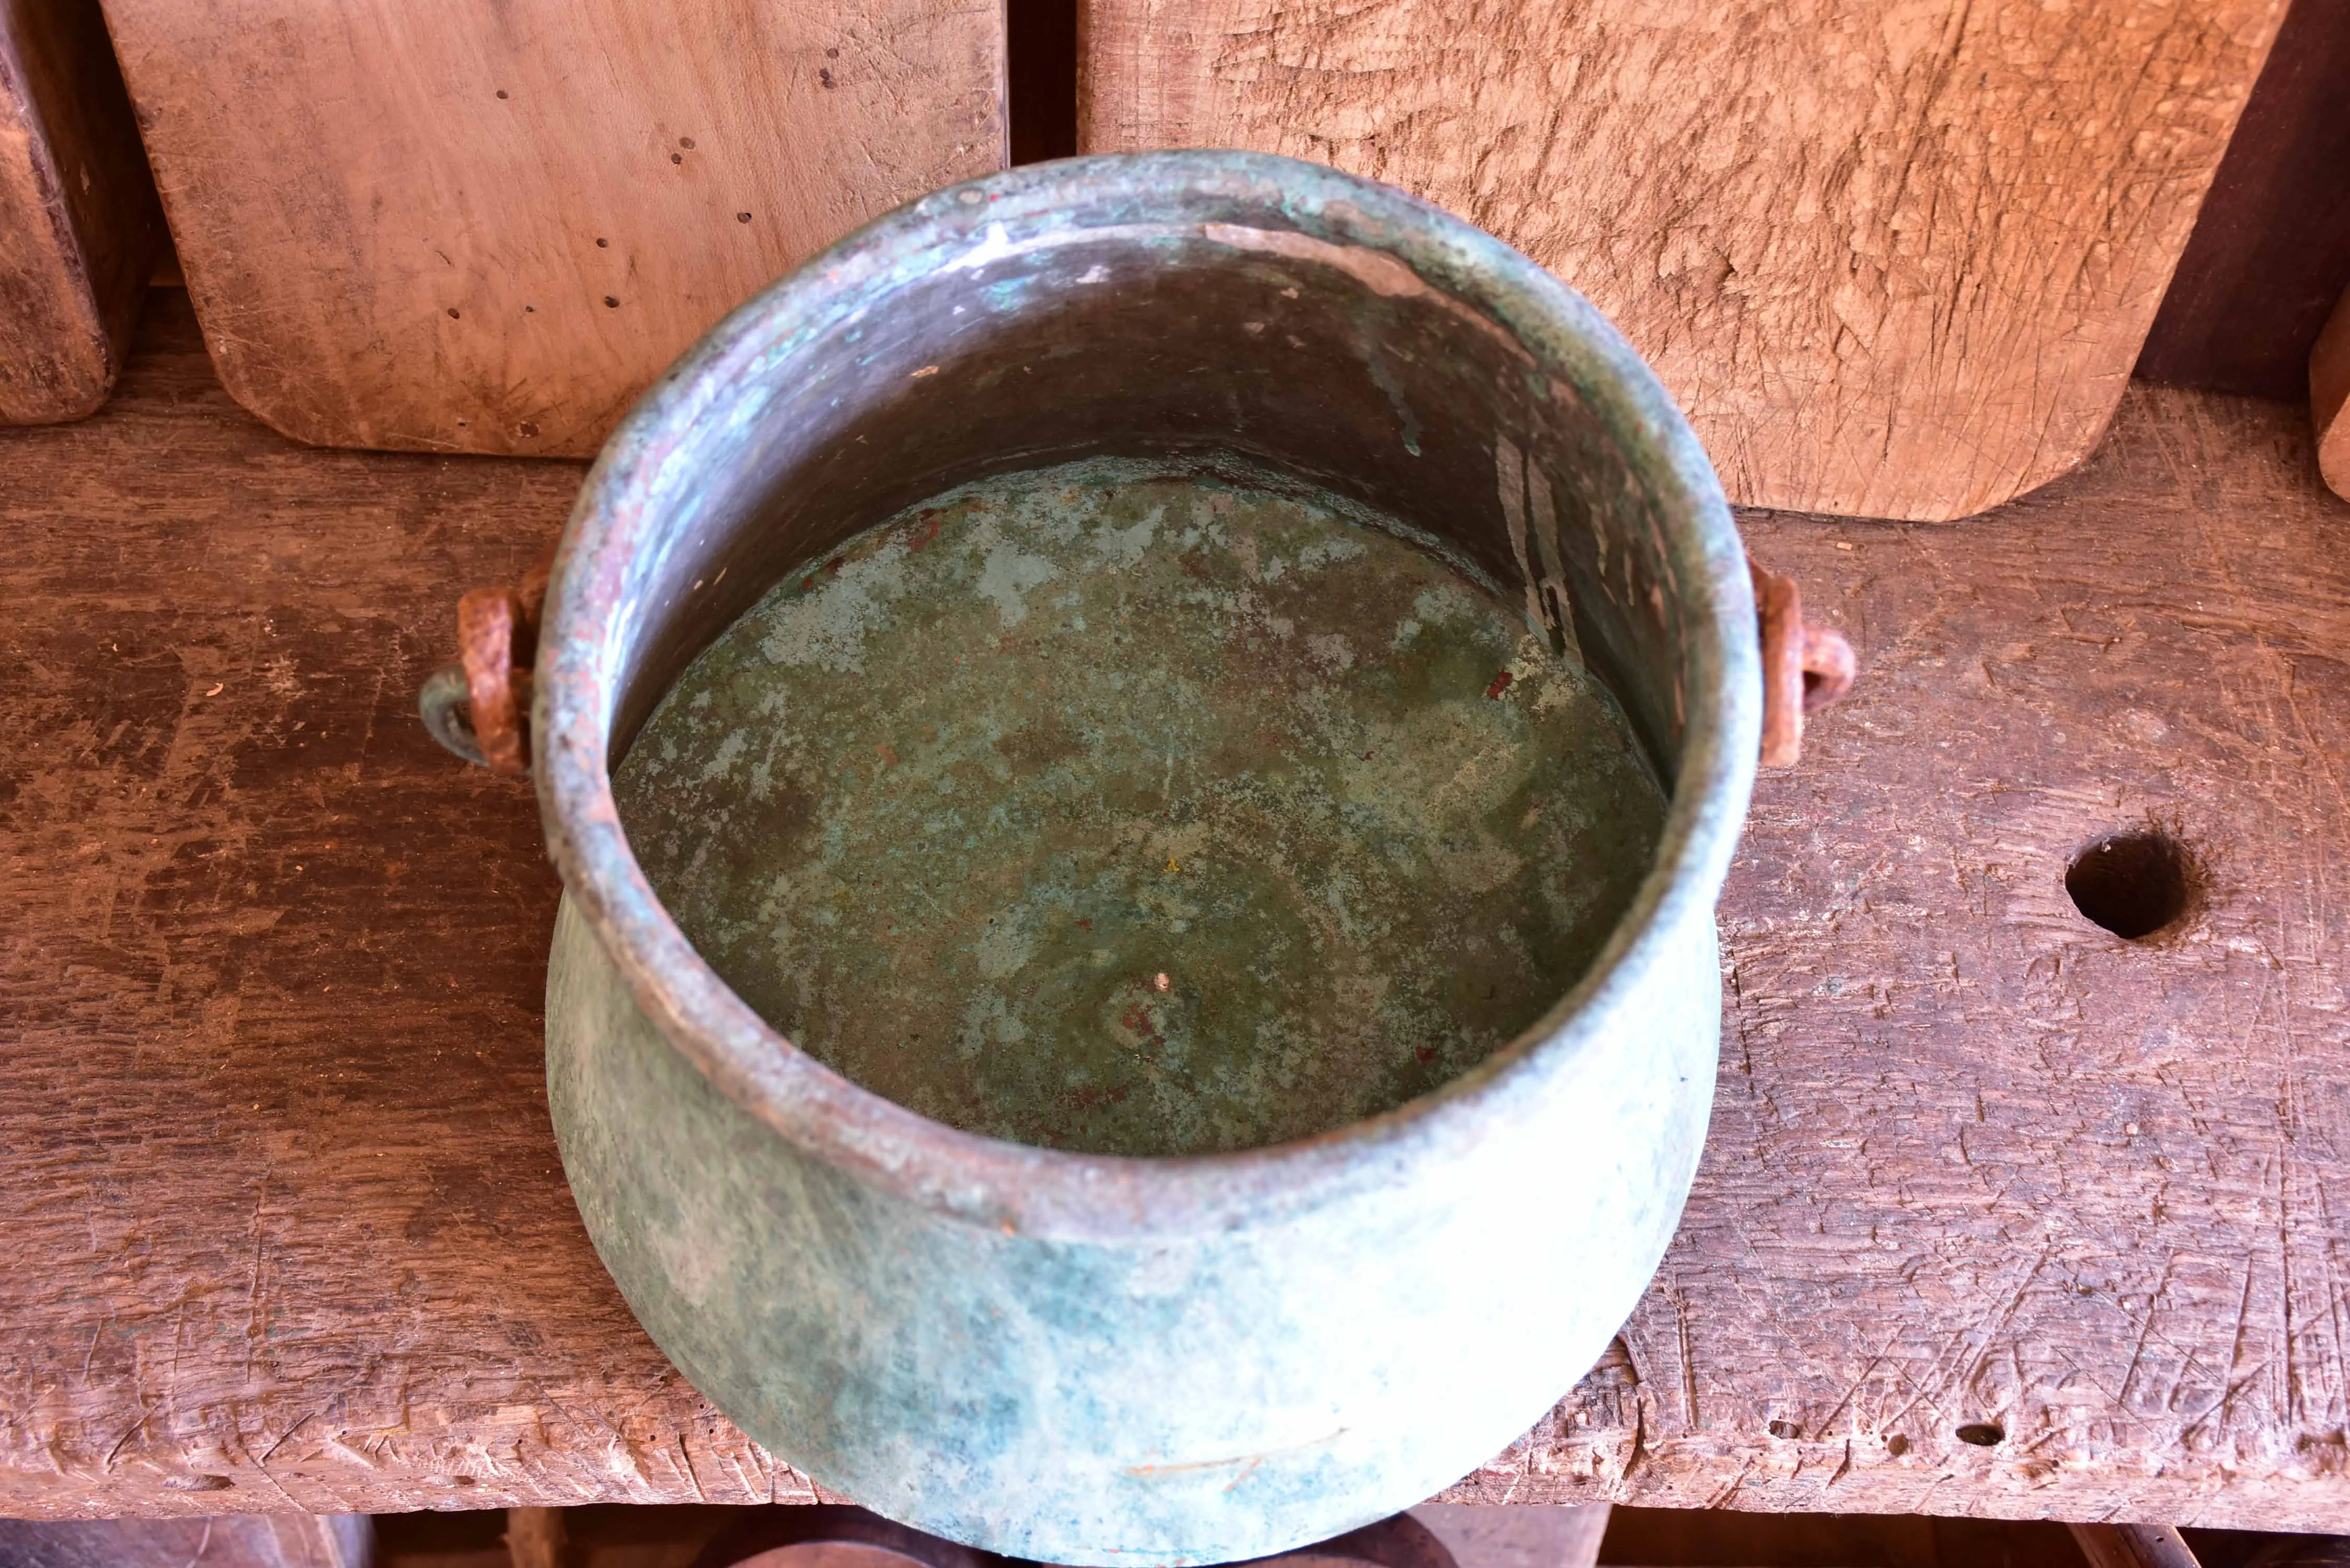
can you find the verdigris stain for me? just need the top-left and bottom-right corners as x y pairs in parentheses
(615, 458), (1664, 1157)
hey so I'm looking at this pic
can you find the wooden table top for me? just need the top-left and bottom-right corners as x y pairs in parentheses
(6, 294), (2349, 1529)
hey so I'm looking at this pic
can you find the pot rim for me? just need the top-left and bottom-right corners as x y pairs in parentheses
(535, 150), (1760, 1243)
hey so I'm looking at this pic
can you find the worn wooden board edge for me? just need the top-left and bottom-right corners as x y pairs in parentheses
(7, 299), (2350, 1527)
(0, 0), (162, 421)
(2311, 284), (2350, 501)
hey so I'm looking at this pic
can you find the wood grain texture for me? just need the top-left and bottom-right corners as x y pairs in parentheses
(97, 0), (1004, 457)
(0, 0), (163, 422)
(1079, 0), (2282, 523)
(502, 1508), (563, 1568)
(2311, 284), (2349, 502)
(2070, 1524), (2202, 1568)
(1450, 389), (2350, 1520)
(1410, 1503), (1608, 1568)
(7, 295), (2350, 1525)
(0, 1513), (373, 1566)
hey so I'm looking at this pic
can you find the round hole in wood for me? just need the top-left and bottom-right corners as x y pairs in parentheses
(1767, 1419), (1799, 1439)
(1954, 1421), (2004, 1447)
(2065, 829), (2199, 940)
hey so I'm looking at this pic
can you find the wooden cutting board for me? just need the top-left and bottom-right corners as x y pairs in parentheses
(1081, 0), (2283, 521)
(0, 0), (160, 422)
(99, 0), (1004, 457)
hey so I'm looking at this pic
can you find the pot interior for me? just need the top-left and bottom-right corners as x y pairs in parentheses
(582, 187), (1712, 1157)
(602, 208), (1694, 783)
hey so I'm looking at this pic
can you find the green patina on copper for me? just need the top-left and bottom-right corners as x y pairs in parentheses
(614, 459), (1664, 1158)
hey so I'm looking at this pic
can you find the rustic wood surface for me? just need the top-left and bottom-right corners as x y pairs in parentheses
(0, 1512), (371, 1566)
(0, 0), (162, 422)
(96, 0), (1003, 458)
(2069, 1523), (2201, 1568)
(6, 294), (2350, 1526)
(1079, 0), (2282, 523)
(1411, 1502), (1608, 1568)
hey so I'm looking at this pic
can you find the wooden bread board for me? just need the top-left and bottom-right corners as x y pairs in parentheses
(99, 0), (1005, 457)
(1080, 0), (2284, 521)
(0, 0), (160, 422)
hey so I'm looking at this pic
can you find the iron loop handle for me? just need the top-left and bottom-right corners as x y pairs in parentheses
(1751, 558), (1856, 769)
(417, 549), (553, 777)
(418, 664), (490, 768)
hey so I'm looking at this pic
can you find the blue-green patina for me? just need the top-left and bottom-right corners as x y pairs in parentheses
(613, 459), (1665, 1159)
(532, 152), (1759, 1565)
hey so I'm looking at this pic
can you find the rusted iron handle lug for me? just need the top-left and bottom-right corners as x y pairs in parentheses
(457, 587), (532, 775)
(1752, 558), (1856, 769)
(418, 665), (490, 767)
(420, 549), (555, 776)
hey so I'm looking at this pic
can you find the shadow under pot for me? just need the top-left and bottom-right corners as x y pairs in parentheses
(422, 152), (1851, 1567)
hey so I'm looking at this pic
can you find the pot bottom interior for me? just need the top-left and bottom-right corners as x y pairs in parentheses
(613, 456), (1665, 1157)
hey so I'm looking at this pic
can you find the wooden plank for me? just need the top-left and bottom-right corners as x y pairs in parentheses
(0, 0), (163, 422)
(1079, 1), (2282, 523)
(1449, 388), (2350, 1518)
(1412, 1504), (1609, 1568)
(97, 0), (1004, 458)
(0, 1514), (372, 1566)
(2312, 283), (2350, 501)
(2070, 1525), (2202, 1568)
(2134, 0), (2350, 401)
(6, 295), (2350, 1524)
(503, 1509), (562, 1568)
